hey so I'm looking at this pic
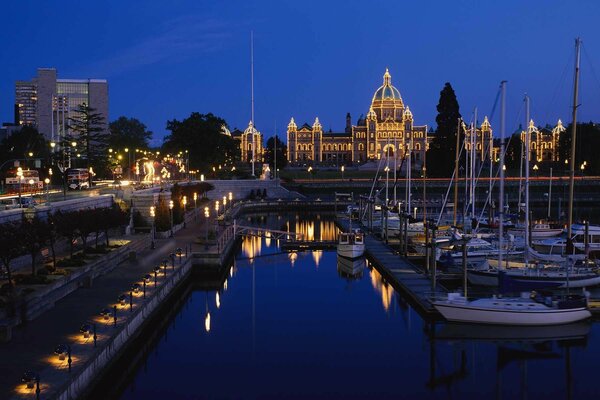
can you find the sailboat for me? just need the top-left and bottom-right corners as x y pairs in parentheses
(433, 291), (591, 325)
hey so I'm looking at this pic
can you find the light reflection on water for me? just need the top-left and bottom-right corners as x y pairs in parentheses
(112, 214), (600, 400)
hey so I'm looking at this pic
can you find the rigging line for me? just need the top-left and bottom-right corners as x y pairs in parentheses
(541, 50), (572, 125)
(468, 100), (523, 222)
(581, 43), (600, 105)
(488, 87), (502, 125)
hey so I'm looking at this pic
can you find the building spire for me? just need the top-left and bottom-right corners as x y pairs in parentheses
(383, 68), (391, 85)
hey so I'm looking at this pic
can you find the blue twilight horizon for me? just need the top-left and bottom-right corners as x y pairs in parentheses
(1, 0), (599, 146)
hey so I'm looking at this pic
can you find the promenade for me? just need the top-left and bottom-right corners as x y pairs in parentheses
(0, 213), (212, 399)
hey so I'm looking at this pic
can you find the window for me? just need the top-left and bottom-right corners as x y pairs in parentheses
(358, 143), (364, 151)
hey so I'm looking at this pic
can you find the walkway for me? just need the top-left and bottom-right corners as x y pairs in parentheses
(0, 214), (211, 399)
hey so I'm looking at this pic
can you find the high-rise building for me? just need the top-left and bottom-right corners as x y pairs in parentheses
(14, 68), (109, 143)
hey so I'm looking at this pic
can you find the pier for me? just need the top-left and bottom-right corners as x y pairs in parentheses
(336, 218), (446, 317)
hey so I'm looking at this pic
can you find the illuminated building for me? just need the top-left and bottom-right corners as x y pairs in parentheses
(14, 68), (109, 142)
(230, 121), (264, 163)
(287, 69), (429, 166)
(520, 119), (564, 162)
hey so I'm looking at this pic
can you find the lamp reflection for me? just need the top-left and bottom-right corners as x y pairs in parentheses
(369, 267), (394, 311)
(205, 312), (211, 332)
(216, 292), (221, 309)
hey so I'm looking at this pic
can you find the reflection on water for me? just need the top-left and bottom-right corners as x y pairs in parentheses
(109, 214), (598, 400)
(368, 262), (395, 311)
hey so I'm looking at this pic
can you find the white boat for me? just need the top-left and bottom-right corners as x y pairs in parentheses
(532, 224), (600, 255)
(439, 238), (523, 268)
(508, 223), (563, 239)
(432, 292), (591, 326)
(337, 231), (365, 259)
(467, 264), (600, 289)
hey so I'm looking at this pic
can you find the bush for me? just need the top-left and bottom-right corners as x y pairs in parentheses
(133, 211), (149, 228)
(14, 274), (49, 285)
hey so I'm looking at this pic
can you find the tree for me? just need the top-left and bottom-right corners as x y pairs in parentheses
(54, 211), (80, 257)
(21, 217), (48, 276)
(171, 183), (184, 224)
(46, 214), (60, 269)
(558, 122), (600, 175)
(162, 113), (239, 172)
(67, 104), (109, 182)
(154, 197), (171, 232)
(109, 116), (153, 150)
(264, 135), (288, 171)
(0, 125), (49, 173)
(505, 132), (523, 170)
(427, 83), (462, 177)
(0, 222), (24, 290)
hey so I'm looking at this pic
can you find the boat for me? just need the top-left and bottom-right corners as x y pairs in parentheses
(532, 224), (600, 255)
(439, 237), (523, 269)
(467, 263), (600, 289)
(337, 230), (365, 259)
(508, 223), (563, 239)
(432, 292), (591, 325)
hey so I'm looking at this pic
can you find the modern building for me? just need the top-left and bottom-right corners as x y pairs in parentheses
(14, 68), (109, 143)
(287, 69), (429, 167)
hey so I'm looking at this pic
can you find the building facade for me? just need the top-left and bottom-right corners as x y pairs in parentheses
(230, 121), (264, 163)
(520, 119), (564, 162)
(287, 69), (429, 167)
(14, 68), (109, 143)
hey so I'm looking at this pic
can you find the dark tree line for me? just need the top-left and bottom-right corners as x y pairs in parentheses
(0, 205), (127, 291)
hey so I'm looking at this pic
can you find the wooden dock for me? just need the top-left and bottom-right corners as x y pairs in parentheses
(280, 241), (337, 251)
(337, 218), (446, 317)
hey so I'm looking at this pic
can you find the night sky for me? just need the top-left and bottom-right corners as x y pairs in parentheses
(1, 1), (599, 145)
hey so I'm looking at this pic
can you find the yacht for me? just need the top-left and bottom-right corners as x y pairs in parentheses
(508, 223), (563, 239)
(439, 238), (523, 268)
(467, 261), (600, 289)
(337, 230), (365, 259)
(532, 224), (600, 255)
(432, 292), (591, 325)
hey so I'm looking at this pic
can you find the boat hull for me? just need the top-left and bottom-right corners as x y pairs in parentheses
(337, 244), (365, 259)
(433, 303), (591, 325)
(467, 269), (600, 288)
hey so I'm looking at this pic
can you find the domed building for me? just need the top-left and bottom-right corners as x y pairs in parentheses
(231, 121), (263, 163)
(287, 69), (429, 166)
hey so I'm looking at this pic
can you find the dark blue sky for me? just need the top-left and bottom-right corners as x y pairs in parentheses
(1, 1), (600, 145)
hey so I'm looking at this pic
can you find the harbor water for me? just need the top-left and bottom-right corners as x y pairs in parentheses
(93, 213), (600, 399)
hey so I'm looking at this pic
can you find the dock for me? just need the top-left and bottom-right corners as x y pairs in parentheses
(337, 218), (446, 317)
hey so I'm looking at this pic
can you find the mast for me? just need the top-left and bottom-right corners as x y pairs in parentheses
(498, 80), (507, 268)
(471, 107), (477, 220)
(394, 131), (398, 205)
(274, 121), (277, 183)
(453, 118), (461, 226)
(567, 37), (581, 251)
(524, 94), (530, 262)
(250, 30), (255, 176)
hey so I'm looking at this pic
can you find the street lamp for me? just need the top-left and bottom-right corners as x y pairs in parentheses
(341, 165), (345, 180)
(150, 205), (156, 249)
(17, 167), (23, 207)
(204, 206), (210, 248)
(215, 200), (220, 216)
(182, 196), (188, 228)
(193, 192), (198, 215)
(169, 200), (174, 237)
(223, 195), (227, 211)
(44, 178), (50, 204)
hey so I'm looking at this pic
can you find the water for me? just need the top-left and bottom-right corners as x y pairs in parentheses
(103, 214), (600, 399)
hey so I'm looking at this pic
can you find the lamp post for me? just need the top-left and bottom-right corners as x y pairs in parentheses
(204, 206), (210, 248)
(341, 165), (345, 181)
(182, 196), (187, 228)
(223, 196), (227, 213)
(150, 205), (156, 249)
(44, 178), (50, 204)
(215, 200), (220, 217)
(169, 200), (174, 237)
(16, 167), (23, 207)
(193, 192), (198, 220)
(28, 179), (35, 204)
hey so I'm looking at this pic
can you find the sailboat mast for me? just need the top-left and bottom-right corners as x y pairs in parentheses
(471, 108), (477, 220)
(453, 118), (461, 226)
(250, 31), (256, 177)
(567, 38), (581, 247)
(498, 80), (507, 268)
(525, 94), (530, 261)
(394, 131), (397, 205)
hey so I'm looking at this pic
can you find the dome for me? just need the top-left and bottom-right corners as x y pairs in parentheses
(372, 68), (402, 101)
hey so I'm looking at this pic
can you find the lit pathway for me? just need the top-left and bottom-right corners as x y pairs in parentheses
(0, 214), (213, 399)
